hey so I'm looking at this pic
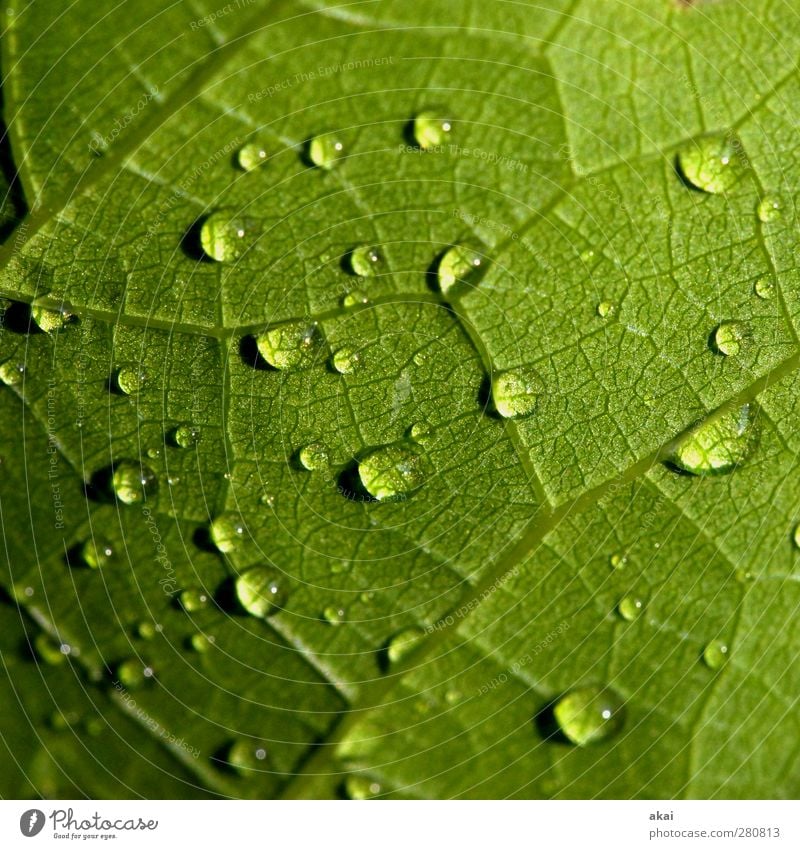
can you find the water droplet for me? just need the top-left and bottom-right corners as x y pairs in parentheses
(386, 627), (424, 665)
(79, 538), (113, 569)
(115, 364), (148, 395)
(413, 111), (452, 149)
(409, 422), (434, 444)
(677, 135), (746, 194)
(31, 304), (73, 333)
(358, 443), (428, 500)
(437, 244), (483, 295)
(712, 320), (750, 356)
(307, 133), (344, 170)
(609, 553), (627, 570)
(226, 739), (268, 774)
(342, 290), (369, 308)
(190, 633), (215, 653)
(180, 588), (209, 612)
(34, 634), (68, 666)
(793, 523), (800, 550)
(0, 361), (24, 386)
(260, 492), (276, 509)
(596, 301), (616, 318)
(667, 403), (758, 476)
(323, 605), (345, 625)
(332, 345), (361, 374)
(236, 567), (286, 617)
(492, 366), (542, 418)
(298, 442), (330, 471)
(255, 321), (322, 370)
(200, 211), (249, 262)
(552, 686), (625, 746)
(735, 567), (754, 584)
(344, 775), (382, 799)
(136, 621), (158, 640)
(617, 596), (643, 622)
(146, 446), (162, 460)
(754, 276), (775, 300)
(209, 514), (246, 553)
(580, 248), (599, 265)
(111, 460), (157, 504)
(237, 142), (267, 171)
(702, 639), (729, 670)
(116, 658), (154, 689)
(172, 423), (201, 448)
(348, 245), (383, 277)
(757, 195), (782, 223)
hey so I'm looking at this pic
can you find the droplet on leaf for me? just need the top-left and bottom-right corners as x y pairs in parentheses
(437, 244), (483, 295)
(712, 320), (749, 357)
(413, 111), (452, 149)
(702, 640), (729, 670)
(237, 142), (268, 171)
(677, 135), (746, 194)
(667, 404), (758, 476)
(552, 686), (625, 746)
(348, 245), (383, 277)
(236, 567), (287, 618)
(492, 366), (542, 418)
(209, 514), (246, 553)
(111, 460), (157, 504)
(358, 443), (428, 500)
(255, 321), (322, 370)
(307, 133), (344, 170)
(200, 211), (249, 262)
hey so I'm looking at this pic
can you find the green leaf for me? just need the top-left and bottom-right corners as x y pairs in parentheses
(1, 0), (799, 799)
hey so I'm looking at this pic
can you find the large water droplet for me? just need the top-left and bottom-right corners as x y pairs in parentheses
(617, 596), (643, 622)
(180, 588), (209, 612)
(712, 320), (750, 356)
(172, 423), (201, 448)
(32, 303), (74, 333)
(757, 195), (782, 223)
(409, 422), (434, 444)
(111, 460), (157, 504)
(307, 133), (344, 170)
(667, 404), (758, 476)
(437, 244), (483, 295)
(298, 442), (330, 471)
(552, 686), (625, 746)
(116, 659), (154, 689)
(200, 211), (249, 262)
(348, 245), (383, 277)
(323, 605), (346, 626)
(413, 111), (452, 149)
(754, 276), (775, 300)
(0, 361), (24, 386)
(492, 366), (542, 418)
(358, 443), (428, 500)
(226, 739), (269, 774)
(236, 567), (286, 617)
(209, 514), (246, 553)
(237, 142), (268, 172)
(344, 775), (382, 799)
(115, 364), (148, 395)
(255, 321), (322, 370)
(702, 639), (729, 670)
(386, 627), (425, 665)
(677, 135), (746, 194)
(79, 538), (113, 569)
(332, 346), (361, 375)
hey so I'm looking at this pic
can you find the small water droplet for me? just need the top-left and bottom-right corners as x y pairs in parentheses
(79, 538), (113, 569)
(226, 739), (269, 774)
(358, 443), (428, 500)
(712, 320), (750, 356)
(409, 422), (434, 444)
(298, 442), (330, 471)
(437, 244), (483, 295)
(617, 596), (643, 622)
(492, 366), (542, 418)
(115, 365), (148, 395)
(255, 321), (322, 370)
(136, 621), (158, 640)
(307, 133), (344, 170)
(236, 567), (287, 617)
(323, 605), (345, 625)
(348, 245), (383, 277)
(757, 195), (782, 223)
(344, 775), (382, 799)
(609, 553), (627, 570)
(200, 211), (249, 262)
(172, 423), (201, 448)
(34, 634), (68, 666)
(146, 446), (162, 460)
(260, 492), (276, 509)
(667, 403), (758, 476)
(596, 301), (616, 318)
(332, 345), (361, 374)
(209, 514), (246, 553)
(111, 460), (157, 504)
(413, 111), (452, 149)
(552, 686), (625, 746)
(735, 568), (754, 584)
(792, 523), (800, 549)
(754, 276), (775, 300)
(386, 627), (424, 665)
(190, 633), (215, 653)
(580, 248), (599, 265)
(31, 304), (74, 333)
(702, 639), (729, 670)
(237, 142), (268, 172)
(342, 290), (369, 308)
(360, 591), (375, 603)
(180, 588), (209, 612)
(677, 135), (746, 194)
(116, 658), (153, 689)
(0, 361), (24, 386)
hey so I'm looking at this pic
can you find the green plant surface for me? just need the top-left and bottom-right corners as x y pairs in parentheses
(1, 0), (800, 799)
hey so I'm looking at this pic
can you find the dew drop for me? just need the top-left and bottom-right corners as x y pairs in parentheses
(342, 290), (369, 309)
(386, 627), (425, 665)
(31, 304), (74, 333)
(190, 633), (215, 653)
(116, 658), (153, 689)
(358, 443), (428, 500)
(344, 775), (382, 800)
(172, 423), (201, 448)
(111, 460), (157, 504)
(323, 605), (345, 625)
(79, 538), (113, 569)
(617, 596), (643, 622)
(237, 142), (268, 172)
(712, 320), (750, 357)
(596, 301), (616, 318)
(34, 634), (68, 666)
(757, 195), (782, 223)
(413, 111), (452, 150)
(115, 365), (148, 395)
(255, 321), (322, 370)
(307, 133), (344, 170)
(0, 361), (24, 386)
(146, 446), (162, 460)
(236, 567), (287, 618)
(609, 553), (627, 570)
(677, 135), (746, 194)
(667, 403), (758, 476)
(702, 639), (729, 670)
(226, 739), (269, 774)
(298, 442), (330, 471)
(199, 211), (249, 262)
(409, 422), (434, 444)
(793, 523), (800, 550)
(136, 621), (158, 640)
(180, 588), (209, 612)
(209, 513), (246, 553)
(754, 276), (775, 300)
(348, 245), (383, 277)
(332, 345), (361, 375)
(552, 686), (625, 746)
(492, 366), (542, 419)
(437, 244), (483, 295)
